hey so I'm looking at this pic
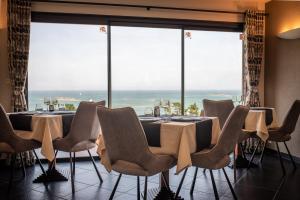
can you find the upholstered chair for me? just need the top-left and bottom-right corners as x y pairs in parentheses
(199, 99), (252, 183)
(0, 104), (45, 191)
(176, 105), (249, 199)
(259, 100), (300, 174)
(53, 101), (105, 193)
(97, 107), (176, 200)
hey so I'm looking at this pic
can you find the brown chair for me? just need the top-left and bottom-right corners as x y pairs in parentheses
(97, 107), (176, 200)
(203, 99), (235, 129)
(176, 105), (249, 199)
(199, 99), (251, 183)
(53, 101), (105, 193)
(0, 104), (45, 191)
(259, 100), (300, 174)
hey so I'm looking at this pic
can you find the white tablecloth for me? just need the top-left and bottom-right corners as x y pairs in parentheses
(16, 115), (63, 161)
(244, 108), (279, 142)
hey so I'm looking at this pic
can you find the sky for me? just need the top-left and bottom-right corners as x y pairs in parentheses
(28, 22), (242, 91)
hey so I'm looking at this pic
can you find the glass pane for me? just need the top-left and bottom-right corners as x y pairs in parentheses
(185, 30), (242, 115)
(28, 23), (108, 111)
(111, 26), (181, 115)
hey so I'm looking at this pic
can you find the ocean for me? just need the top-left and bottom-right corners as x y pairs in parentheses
(28, 90), (241, 115)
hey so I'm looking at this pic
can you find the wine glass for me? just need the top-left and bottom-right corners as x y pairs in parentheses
(35, 104), (43, 111)
(144, 107), (153, 116)
(58, 104), (66, 111)
(44, 97), (50, 111)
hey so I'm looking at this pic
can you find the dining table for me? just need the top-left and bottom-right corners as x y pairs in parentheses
(8, 111), (75, 183)
(7, 107), (279, 199)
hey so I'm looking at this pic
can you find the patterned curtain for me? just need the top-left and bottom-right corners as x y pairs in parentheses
(7, 0), (31, 112)
(243, 10), (265, 107)
(242, 10), (265, 153)
(5, 0), (35, 167)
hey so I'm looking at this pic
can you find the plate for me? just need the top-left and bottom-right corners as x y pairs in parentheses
(139, 116), (161, 122)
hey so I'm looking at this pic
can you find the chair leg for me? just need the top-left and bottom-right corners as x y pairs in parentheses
(222, 168), (237, 200)
(144, 176), (148, 200)
(137, 176), (140, 200)
(233, 149), (237, 182)
(239, 143), (246, 159)
(19, 153), (26, 178)
(32, 149), (47, 175)
(69, 153), (75, 194)
(109, 173), (122, 200)
(73, 152), (76, 175)
(247, 140), (261, 169)
(284, 142), (297, 169)
(209, 170), (219, 200)
(87, 150), (103, 183)
(190, 167), (198, 195)
(276, 142), (286, 175)
(8, 154), (16, 193)
(259, 142), (266, 164)
(175, 168), (188, 199)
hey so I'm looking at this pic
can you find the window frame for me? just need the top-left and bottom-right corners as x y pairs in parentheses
(29, 12), (244, 114)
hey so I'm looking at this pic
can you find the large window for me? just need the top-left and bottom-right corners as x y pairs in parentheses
(28, 22), (108, 111)
(28, 16), (242, 115)
(184, 30), (242, 115)
(111, 26), (181, 115)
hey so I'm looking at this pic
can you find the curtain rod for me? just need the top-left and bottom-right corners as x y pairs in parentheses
(31, 0), (267, 16)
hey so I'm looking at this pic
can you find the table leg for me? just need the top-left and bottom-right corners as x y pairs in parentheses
(146, 170), (184, 200)
(235, 143), (258, 169)
(33, 160), (68, 183)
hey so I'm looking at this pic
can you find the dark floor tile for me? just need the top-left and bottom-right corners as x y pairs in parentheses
(64, 185), (119, 200)
(114, 193), (136, 200)
(225, 184), (275, 200)
(33, 179), (91, 198)
(0, 153), (299, 200)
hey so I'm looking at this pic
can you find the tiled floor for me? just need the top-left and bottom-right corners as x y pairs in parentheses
(0, 151), (299, 200)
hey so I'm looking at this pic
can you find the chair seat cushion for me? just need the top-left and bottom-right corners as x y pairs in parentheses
(191, 149), (230, 170)
(0, 143), (14, 153)
(53, 139), (96, 152)
(268, 129), (291, 142)
(112, 154), (176, 177)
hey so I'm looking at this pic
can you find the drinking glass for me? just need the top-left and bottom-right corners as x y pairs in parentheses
(144, 107), (153, 116)
(58, 104), (66, 111)
(35, 104), (43, 111)
(44, 97), (50, 111)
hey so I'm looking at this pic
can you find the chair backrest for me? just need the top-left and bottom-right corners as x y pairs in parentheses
(67, 101), (105, 144)
(280, 100), (300, 134)
(203, 99), (234, 129)
(0, 104), (20, 148)
(213, 105), (249, 157)
(97, 107), (153, 167)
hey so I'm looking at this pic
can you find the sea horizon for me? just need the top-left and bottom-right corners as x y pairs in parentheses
(28, 89), (242, 114)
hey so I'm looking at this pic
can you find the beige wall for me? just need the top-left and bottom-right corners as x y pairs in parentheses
(0, 0), (11, 112)
(32, 0), (266, 23)
(265, 1), (300, 157)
